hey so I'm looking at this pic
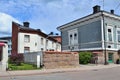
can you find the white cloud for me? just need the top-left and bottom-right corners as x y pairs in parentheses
(0, 12), (19, 36)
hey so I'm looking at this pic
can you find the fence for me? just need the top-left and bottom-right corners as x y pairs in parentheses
(23, 51), (43, 68)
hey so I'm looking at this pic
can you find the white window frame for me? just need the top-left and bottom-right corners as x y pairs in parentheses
(68, 28), (78, 45)
(24, 35), (30, 42)
(117, 28), (120, 43)
(107, 26), (113, 42)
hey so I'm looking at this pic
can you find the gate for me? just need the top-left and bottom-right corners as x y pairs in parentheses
(23, 51), (43, 68)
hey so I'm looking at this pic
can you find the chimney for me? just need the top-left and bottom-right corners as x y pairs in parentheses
(93, 5), (101, 14)
(23, 22), (29, 27)
(110, 10), (114, 14)
(37, 29), (41, 32)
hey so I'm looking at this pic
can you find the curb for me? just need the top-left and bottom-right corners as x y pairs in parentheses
(1, 65), (120, 77)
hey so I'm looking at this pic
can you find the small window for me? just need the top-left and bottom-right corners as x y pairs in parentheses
(41, 38), (44, 45)
(108, 29), (111, 32)
(24, 35), (30, 42)
(108, 45), (111, 48)
(24, 47), (30, 53)
(41, 48), (43, 51)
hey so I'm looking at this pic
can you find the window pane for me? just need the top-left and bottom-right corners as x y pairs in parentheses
(24, 35), (30, 42)
(74, 33), (77, 40)
(24, 47), (30, 53)
(41, 38), (44, 45)
(118, 31), (120, 34)
(118, 35), (120, 42)
(108, 29), (111, 32)
(108, 33), (112, 41)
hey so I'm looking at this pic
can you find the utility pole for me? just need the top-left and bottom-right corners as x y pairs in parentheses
(102, 12), (108, 65)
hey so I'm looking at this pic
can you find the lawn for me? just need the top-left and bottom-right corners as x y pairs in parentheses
(8, 63), (40, 70)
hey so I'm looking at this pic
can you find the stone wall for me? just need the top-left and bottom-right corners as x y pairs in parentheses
(43, 51), (79, 69)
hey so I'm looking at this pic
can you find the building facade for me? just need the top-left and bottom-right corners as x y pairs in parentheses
(12, 22), (61, 54)
(0, 37), (12, 55)
(57, 5), (120, 64)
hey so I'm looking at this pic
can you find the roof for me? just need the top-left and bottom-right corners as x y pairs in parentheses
(50, 36), (61, 43)
(0, 36), (11, 40)
(57, 10), (120, 31)
(13, 22), (58, 43)
(0, 43), (5, 46)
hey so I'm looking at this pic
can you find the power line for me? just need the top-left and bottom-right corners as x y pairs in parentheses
(115, 0), (120, 10)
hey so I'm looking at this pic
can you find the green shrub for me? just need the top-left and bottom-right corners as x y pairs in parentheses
(79, 52), (92, 64)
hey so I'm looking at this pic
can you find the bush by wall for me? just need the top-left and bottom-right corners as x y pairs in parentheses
(9, 54), (24, 66)
(79, 52), (92, 64)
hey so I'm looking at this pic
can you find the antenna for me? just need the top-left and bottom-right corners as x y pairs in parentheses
(103, 0), (104, 10)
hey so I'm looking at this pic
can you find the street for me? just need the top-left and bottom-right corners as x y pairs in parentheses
(1, 66), (120, 80)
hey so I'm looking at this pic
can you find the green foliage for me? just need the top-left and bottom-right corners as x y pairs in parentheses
(79, 52), (92, 64)
(8, 63), (39, 70)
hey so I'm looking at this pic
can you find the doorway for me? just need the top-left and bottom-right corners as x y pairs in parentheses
(108, 53), (113, 63)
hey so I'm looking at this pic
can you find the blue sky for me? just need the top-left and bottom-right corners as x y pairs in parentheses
(0, 0), (120, 36)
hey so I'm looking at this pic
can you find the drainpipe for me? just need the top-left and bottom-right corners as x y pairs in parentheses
(102, 12), (108, 65)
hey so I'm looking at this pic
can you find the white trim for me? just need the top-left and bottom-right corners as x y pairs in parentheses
(101, 16), (104, 49)
(80, 41), (102, 45)
(58, 12), (120, 31)
(58, 12), (102, 31)
(63, 47), (118, 52)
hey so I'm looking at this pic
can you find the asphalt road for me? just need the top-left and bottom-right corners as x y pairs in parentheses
(1, 67), (120, 80)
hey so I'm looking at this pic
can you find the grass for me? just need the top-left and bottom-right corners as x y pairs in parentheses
(8, 63), (41, 70)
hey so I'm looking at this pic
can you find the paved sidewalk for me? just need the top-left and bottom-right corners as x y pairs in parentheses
(0, 64), (120, 77)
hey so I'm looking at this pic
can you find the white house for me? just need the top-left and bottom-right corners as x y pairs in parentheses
(0, 43), (8, 71)
(12, 22), (61, 54)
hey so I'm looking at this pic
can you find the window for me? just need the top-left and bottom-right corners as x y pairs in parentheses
(117, 31), (120, 42)
(70, 34), (72, 45)
(74, 33), (77, 40)
(107, 27), (113, 42)
(52, 42), (54, 47)
(46, 40), (48, 46)
(108, 45), (111, 48)
(41, 48), (43, 51)
(68, 29), (78, 45)
(24, 47), (30, 53)
(24, 35), (30, 42)
(41, 38), (44, 45)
